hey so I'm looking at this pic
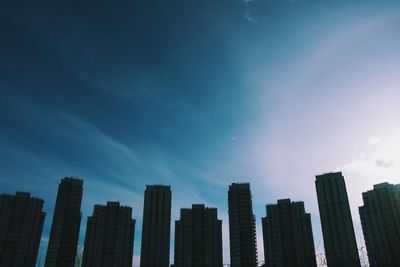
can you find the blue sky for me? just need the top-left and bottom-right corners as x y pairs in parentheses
(1, 0), (400, 265)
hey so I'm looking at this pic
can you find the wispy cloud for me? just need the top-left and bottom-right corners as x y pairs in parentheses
(335, 136), (400, 253)
(339, 136), (400, 190)
(57, 112), (236, 262)
(243, 0), (257, 22)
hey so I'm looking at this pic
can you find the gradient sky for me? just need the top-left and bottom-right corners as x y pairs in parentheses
(1, 0), (400, 265)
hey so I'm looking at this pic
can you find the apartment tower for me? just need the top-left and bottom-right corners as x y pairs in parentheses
(315, 172), (360, 267)
(228, 183), (258, 267)
(45, 177), (83, 267)
(82, 202), (135, 267)
(174, 204), (223, 267)
(140, 185), (172, 267)
(262, 199), (317, 267)
(359, 182), (400, 267)
(0, 192), (45, 267)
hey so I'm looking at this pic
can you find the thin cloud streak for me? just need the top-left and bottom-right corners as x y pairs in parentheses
(51, 112), (236, 263)
(1, 1), (400, 265)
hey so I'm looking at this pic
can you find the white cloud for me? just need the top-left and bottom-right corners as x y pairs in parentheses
(339, 136), (400, 183)
(335, 136), (400, 256)
(367, 136), (383, 146)
(244, 10), (256, 22)
(242, 0), (257, 23)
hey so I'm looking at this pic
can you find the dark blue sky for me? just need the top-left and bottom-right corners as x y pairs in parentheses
(1, 0), (400, 265)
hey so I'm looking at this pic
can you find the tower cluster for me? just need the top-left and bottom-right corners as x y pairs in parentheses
(0, 172), (399, 267)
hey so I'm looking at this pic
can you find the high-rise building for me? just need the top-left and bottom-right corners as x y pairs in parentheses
(262, 199), (317, 267)
(0, 192), (45, 267)
(174, 204), (222, 267)
(140, 185), (171, 267)
(82, 201), (135, 267)
(315, 172), (360, 267)
(359, 182), (400, 267)
(228, 183), (258, 267)
(45, 177), (83, 267)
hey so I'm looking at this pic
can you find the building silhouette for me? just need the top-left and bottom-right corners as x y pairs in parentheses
(315, 172), (360, 267)
(228, 183), (258, 267)
(262, 199), (317, 267)
(174, 204), (223, 267)
(45, 177), (83, 267)
(82, 201), (135, 267)
(140, 185), (171, 267)
(0, 192), (45, 267)
(359, 182), (400, 267)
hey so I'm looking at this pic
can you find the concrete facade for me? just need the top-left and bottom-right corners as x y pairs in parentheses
(174, 204), (222, 267)
(82, 202), (135, 267)
(0, 192), (45, 267)
(262, 199), (317, 267)
(359, 182), (400, 267)
(315, 172), (360, 267)
(228, 183), (258, 267)
(45, 177), (83, 267)
(140, 185), (172, 267)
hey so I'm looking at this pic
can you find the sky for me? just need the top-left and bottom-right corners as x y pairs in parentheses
(1, 0), (400, 265)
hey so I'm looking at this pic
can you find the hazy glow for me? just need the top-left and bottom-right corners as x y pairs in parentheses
(1, 1), (399, 265)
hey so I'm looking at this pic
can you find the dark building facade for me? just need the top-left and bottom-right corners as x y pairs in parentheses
(359, 182), (400, 267)
(262, 199), (317, 267)
(174, 204), (222, 267)
(228, 183), (258, 267)
(45, 177), (83, 267)
(0, 192), (45, 267)
(315, 172), (360, 267)
(82, 202), (135, 267)
(140, 185), (171, 267)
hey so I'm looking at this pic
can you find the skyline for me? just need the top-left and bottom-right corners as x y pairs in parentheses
(1, 0), (400, 265)
(1, 175), (392, 266)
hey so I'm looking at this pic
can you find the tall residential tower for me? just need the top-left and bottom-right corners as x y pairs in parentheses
(45, 177), (83, 267)
(82, 202), (135, 267)
(0, 192), (45, 267)
(174, 204), (223, 267)
(140, 185), (172, 267)
(228, 183), (258, 267)
(359, 182), (400, 267)
(262, 199), (317, 267)
(315, 172), (360, 267)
